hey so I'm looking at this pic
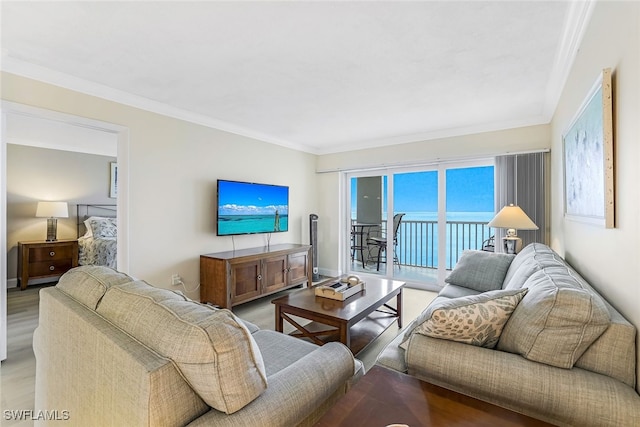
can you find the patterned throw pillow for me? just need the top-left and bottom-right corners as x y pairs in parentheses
(405, 288), (528, 349)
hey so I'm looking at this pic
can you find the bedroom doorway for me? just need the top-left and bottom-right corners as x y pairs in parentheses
(0, 101), (130, 361)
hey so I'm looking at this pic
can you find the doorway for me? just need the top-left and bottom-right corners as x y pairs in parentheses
(1, 101), (129, 361)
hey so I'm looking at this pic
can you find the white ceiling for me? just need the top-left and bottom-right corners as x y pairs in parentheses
(1, 1), (593, 155)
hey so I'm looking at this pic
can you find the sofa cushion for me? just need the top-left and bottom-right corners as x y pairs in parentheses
(96, 280), (268, 414)
(400, 288), (527, 350)
(437, 284), (481, 300)
(445, 250), (515, 292)
(56, 265), (134, 309)
(497, 267), (611, 369)
(502, 243), (565, 290)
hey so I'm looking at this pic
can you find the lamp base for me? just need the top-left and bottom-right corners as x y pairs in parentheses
(46, 218), (58, 242)
(502, 237), (522, 254)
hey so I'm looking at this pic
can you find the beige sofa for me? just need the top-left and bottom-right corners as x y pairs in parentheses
(377, 243), (640, 426)
(33, 266), (363, 426)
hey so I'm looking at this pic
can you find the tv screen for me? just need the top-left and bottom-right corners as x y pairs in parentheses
(217, 180), (289, 236)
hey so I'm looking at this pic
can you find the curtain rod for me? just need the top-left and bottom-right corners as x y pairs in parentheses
(315, 148), (550, 174)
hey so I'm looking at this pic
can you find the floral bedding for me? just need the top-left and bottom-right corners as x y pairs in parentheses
(78, 216), (117, 268)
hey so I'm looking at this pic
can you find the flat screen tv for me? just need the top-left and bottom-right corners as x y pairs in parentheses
(217, 179), (289, 236)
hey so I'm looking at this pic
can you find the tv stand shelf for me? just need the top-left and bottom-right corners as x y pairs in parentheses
(200, 243), (312, 309)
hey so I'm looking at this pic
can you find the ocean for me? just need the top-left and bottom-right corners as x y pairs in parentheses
(218, 214), (289, 235)
(357, 211), (495, 269)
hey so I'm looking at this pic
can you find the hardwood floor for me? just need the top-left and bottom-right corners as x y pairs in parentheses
(2, 283), (51, 427)
(1, 281), (435, 427)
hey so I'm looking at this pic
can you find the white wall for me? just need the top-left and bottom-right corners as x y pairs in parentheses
(315, 124), (551, 274)
(1, 72), (318, 300)
(549, 1), (640, 391)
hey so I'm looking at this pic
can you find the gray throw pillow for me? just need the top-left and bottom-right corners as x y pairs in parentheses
(445, 250), (515, 292)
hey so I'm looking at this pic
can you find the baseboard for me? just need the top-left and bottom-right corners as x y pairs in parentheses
(6, 277), (59, 291)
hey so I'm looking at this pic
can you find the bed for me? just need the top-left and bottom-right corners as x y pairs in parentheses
(76, 204), (117, 268)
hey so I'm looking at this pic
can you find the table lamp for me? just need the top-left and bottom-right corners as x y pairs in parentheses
(36, 201), (69, 241)
(487, 204), (538, 254)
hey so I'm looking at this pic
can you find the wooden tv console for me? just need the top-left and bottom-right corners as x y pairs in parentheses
(200, 243), (312, 309)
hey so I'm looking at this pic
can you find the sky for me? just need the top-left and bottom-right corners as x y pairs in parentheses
(353, 166), (494, 214)
(218, 180), (289, 215)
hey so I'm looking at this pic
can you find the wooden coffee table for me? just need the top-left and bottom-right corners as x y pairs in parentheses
(315, 365), (554, 426)
(271, 276), (405, 355)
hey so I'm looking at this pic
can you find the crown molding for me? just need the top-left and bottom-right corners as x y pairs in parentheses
(3, 0), (590, 159)
(1, 56), (318, 154)
(542, 0), (596, 121)
(315, 115), (550, 155)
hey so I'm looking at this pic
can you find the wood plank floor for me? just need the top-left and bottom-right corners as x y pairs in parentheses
(2, 283), (51, 427)
(1, 282), (435, 427)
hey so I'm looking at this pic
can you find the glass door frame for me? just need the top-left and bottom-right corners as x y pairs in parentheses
(343, 158), (494, 288)
(345, 170), (392, 279)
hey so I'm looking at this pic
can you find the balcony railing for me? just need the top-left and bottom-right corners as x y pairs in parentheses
(397, 220), (494, 269)
(354, 219), (495, 270)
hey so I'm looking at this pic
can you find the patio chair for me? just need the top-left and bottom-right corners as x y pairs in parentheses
(368, 213), (405, 271)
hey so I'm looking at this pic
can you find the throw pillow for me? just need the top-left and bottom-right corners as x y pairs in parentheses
(445, 250), (515, 292)
(497, 267), (611, 369)
(400, 288), (527, 350)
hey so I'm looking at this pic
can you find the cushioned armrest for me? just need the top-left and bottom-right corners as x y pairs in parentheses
(405, 334), (640, 427)
(238, 317), (260, 334)
(186, 342), (355, 427)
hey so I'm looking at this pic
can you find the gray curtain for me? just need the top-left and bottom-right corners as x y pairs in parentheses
(494, 152), (549, 250)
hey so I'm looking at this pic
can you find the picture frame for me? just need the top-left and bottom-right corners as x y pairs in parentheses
(563, 68), (614, 228)
(109, 162), (118, 199)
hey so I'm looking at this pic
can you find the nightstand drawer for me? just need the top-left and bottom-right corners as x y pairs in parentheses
(29, 245), (74, 261)
(29, 259), (74, 277)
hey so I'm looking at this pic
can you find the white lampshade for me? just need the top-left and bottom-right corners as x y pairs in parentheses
(487, 204), (538, 234)
(36, 201), (69, 218)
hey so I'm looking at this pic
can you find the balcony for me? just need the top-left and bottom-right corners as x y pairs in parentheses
(351, 219), (495, 285)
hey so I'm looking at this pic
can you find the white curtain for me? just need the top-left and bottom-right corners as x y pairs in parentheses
(494, 152), (549, 249)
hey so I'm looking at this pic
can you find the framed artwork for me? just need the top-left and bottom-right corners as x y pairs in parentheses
(563, 68), (614, 228)
(110, 162), (118, 198)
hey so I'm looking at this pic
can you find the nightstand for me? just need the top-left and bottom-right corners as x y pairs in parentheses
(17, 240), (79, 290)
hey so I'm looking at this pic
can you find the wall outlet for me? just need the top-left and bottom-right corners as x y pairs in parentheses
(171, 274), (181, 286)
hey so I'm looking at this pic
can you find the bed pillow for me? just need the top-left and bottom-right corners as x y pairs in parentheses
(400, 288), (527, 350)
(85, 216), (117, 238)
(445, 250), (515, 292)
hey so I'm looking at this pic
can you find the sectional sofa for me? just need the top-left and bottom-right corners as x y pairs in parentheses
(33, 266), (363, 426)
(377, 243), (640, 426)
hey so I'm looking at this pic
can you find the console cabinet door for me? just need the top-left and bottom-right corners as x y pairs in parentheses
(288, 251), (309, 286)
(230, 260), (262, 305)
(263, 255), (288, 294)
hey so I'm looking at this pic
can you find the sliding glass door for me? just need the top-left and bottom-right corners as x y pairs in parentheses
(348, 174), (386, 273)
(346, 160), (494, 288)
(391, 170), (439, 284)
(444, 166), (495, 270)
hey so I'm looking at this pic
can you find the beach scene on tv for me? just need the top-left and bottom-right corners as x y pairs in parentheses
(217, 181), (289, 235)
